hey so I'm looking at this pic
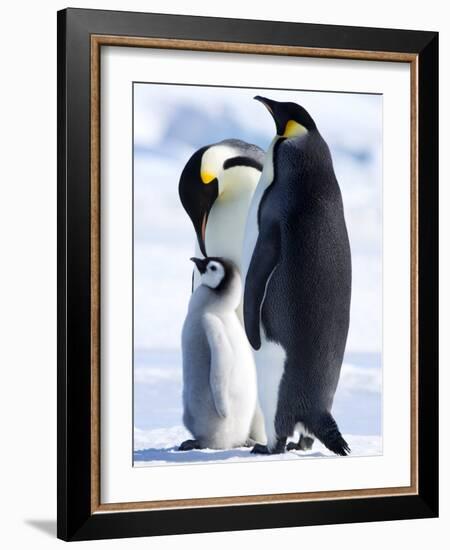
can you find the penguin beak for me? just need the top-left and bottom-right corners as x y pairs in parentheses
(254, 95), (286, 136)
(179, 151), (219, 257)
(190, 257), (208, 274)
(193, 182), (218, 257)
(254, 95), (276, 114)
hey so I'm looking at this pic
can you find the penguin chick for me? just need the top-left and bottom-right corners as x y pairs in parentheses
(180, 257), (260, 451)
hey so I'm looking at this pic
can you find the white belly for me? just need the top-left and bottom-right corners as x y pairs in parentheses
(240, 138), (280, 449)
(205, 196), (248, 270)
(254, 338), (287, 450)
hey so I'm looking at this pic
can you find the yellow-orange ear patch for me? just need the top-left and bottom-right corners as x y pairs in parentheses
(201, 170), (216, 184)
(283, 120), (308, 138)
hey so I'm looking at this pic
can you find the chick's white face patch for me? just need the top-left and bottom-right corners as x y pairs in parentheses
(200, 260), (225, 289)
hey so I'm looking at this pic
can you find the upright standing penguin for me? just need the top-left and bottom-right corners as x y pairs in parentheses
(180, 257), (259, 451)
(242, 96), (352, 456)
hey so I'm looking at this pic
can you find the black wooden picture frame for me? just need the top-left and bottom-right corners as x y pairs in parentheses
(57, 7), (438, 541)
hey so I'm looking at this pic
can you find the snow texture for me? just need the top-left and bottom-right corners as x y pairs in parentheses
(133, 352), (382, 465)
(134, 427), (381, 466)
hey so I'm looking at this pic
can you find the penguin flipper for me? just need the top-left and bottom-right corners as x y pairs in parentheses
(202, 313), (233, 418)
(243, 224), (280, 350)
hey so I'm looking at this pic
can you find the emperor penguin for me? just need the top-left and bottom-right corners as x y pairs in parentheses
(242, 96), (352, 456)
(179, 257), (260, 451)
(178, 139), (264, 300)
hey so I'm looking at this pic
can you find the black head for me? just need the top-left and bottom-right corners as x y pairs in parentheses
(179, 141), (264, 257)
(190, 256), (233, 291)
(179, 146), (218, 257)
(254, 96), (316, 138)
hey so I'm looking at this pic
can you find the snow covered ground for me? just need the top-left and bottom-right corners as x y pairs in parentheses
(134, 430), (381, 467)
(133, 350), (382, 466)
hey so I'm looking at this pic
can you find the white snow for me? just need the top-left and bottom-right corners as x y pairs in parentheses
(133, 353), (383, 465)
(133, 426), (381, 466)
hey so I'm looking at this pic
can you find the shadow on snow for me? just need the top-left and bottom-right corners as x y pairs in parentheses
(133, 446), (327, 464)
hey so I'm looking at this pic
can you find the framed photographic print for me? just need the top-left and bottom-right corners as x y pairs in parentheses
(57, 8), (438, 541)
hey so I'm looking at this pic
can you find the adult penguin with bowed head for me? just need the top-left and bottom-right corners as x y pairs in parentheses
(242, 96), (352, 456)
(178, 139), (264, 300)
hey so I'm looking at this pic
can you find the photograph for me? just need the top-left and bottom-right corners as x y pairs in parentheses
(55, 7), (438, 541)
(132, 83), (383, 467)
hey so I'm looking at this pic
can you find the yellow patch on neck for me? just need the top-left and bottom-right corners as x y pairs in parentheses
(283, 119), (308, 138)
(201, 170), (216, 184)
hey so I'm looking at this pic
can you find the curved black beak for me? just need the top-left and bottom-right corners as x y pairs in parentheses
(190, 257), (208, 274)
(254, 95), (287, 136)
(178, 147), (219, 257)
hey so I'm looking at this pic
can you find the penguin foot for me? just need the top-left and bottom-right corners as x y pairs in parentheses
(178, 439), (201, 451)
(251, 444), (271, 454)
(287, 435), (315, 452)
(251, 439), (286, 455)
(244, 438), (257, 448)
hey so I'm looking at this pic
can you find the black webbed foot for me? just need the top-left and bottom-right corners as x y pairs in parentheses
(251, 438), (286, 455)
(178, 439), (201, 451)
(287, 435), (315, 452)
(251, 443), (271, 454)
